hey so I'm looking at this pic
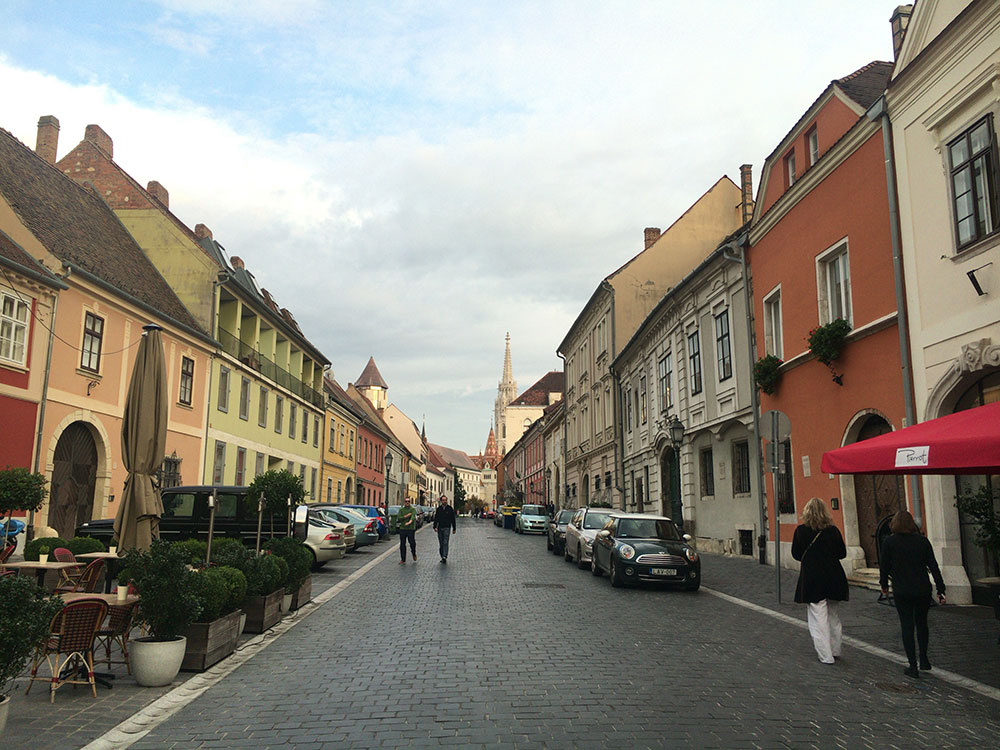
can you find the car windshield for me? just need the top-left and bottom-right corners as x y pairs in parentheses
(388, 506), (401, 513)
(556, 510), (575, 523)
(583, 512), (612, 530)
(616, 518), (681, 540)
(521, 505), (545, 516)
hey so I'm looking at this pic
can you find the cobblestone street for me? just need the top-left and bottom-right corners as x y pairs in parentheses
(98, 520), (1000, 749)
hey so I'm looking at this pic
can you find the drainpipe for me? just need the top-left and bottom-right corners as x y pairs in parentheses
(606, 281), (623, 510)
(203, 273), (228, 484)
(556, 351), (567, 511)
(868, 96), (922, 527)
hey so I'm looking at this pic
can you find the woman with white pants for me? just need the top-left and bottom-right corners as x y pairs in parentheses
(792, 497), (849, 664)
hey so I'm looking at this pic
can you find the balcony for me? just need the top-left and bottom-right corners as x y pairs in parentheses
(218, 327), (322, 408)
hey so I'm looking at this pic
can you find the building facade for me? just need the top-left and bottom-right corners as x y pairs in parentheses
(321, 377), (362, 504)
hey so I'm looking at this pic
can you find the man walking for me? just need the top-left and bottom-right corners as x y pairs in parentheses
(433, 495), (457, 563)
(397, 497), (418, 563)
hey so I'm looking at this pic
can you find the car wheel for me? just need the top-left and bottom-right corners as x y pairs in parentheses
(307, 547), (323, 571)
(564, 543), (573, 562)
(591, 553), (602, 577)
(609, 557), (623, 588)
(685, 581), (701, 592)
(546, 535), (553, 551)
(577, 545), (588, 569)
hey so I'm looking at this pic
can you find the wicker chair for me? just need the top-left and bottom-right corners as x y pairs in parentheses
(53, 547), (83, 588)
(26, 598), (109, 702)
(55, 558), (105, 594)
(94, 601), (139, 674)
(0, 542), (15, 564)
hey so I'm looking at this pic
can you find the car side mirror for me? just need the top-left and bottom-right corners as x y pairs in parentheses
(683, 533), (692, 542)
(293, 505), (309, 541)
(597, 530), (610, 539)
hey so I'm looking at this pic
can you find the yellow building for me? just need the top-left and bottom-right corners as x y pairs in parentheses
(320, 377), (361, 504)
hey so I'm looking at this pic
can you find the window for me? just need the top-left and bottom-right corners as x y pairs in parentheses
(254, 451), (265, 478)
(287, 460), (294, 472)
(177, 357), (194, 405)
(340, 424), (346, 453)
(311, 468), (317, 500)
(160, 454), (182, 488)
(763, 290), (783, 358)
(700, 447), (714, 496)
(785, 150), (796, 187)
(807, 127), (819, 167)
(658, 353), (672, 411)
(274, 395), (283, 434)
(949, 116), (998, 249)
(212, 441), (226, 484)
(0, 289), (29, 366)
(818, 242), (852, 324)
(688, 331), (702, 395)
(80, 312), (104, 372)
(312, 416), (319, 447)
(327, 478), (333, 502)
(349, 431), (354, 459)
(776, 438), (795, 514)
(639, 376), (647, 424)
(302, 411), (309, 443)
(258, 387), (268, 427)
(239, 377), (250, 420)
(337, 480), (342, 501)
(625, 387), (633, 431)
(733, 440), (751, 494)
(715, 310), (732, 381)
(235, 446), (247, 485)
(329, 420), (336, 451)
(289, 403), (297, 439)
(218, 366), (230, 412)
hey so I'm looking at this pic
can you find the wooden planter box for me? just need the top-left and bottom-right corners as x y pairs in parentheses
(242, 588), (284, 634)
(290, 575), (312, 610)
(181, 609), (242, 672)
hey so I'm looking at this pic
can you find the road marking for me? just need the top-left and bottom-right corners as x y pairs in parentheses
(704, 586), (1000, 703)
(82, 541), (401, 750)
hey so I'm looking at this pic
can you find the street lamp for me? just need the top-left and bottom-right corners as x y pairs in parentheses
(668, 416), (685, 529)
(545, 467), (552, 507)
(383, 451), (393, 507)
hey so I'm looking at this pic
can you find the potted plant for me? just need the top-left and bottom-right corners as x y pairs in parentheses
(0, 467), (47, 551)
(0, 575), (63, 732)
(37, 545), (50, 564)
(264, 536), (313, 611)
(753, 354), (783, 395)
(956, 486), (1000, 614)
(120, 540), (202, 686)
(807, 318), (851, 385)
(247, 469), (305, 538)
(240, 554), (287, 633)
(181, 566), (247, 671)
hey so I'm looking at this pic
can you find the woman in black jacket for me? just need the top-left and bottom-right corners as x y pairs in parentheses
(879, 510), (946, 678)
(792, 497), (849, 664)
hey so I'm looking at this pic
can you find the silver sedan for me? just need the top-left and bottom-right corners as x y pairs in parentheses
(564, 507), (615, 569)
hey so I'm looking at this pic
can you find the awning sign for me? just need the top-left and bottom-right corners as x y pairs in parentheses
(895, 446), (930, 468)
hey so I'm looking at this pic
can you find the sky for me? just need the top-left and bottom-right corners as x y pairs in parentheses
(1, 1), (900, 454)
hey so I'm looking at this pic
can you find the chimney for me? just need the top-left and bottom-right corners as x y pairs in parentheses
(84, 124), (113, 158)
(891, 5), (913, 60)
(194, 223), (213, 240)
(35, 115), (60, 164)
(146, 181), (169, 208)
(740, 164), (754, 224)
(230, 256), (244, 270)
(644, 227), (661, 250)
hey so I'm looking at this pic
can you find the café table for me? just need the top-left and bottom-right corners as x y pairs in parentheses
(76, 550), (124, 593)
(0, 560), (85, 589)
(57, 591), (140, 689)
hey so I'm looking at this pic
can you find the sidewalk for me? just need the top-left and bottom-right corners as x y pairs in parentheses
(700, 552), (1000, 691)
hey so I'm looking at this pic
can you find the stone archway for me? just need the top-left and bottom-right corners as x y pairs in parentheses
(49, 422), (99, 539)
(851, 415), (904, 567)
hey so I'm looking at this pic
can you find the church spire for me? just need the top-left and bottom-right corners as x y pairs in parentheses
(494, 333), (518, 454)
(502, 332), (513, 386)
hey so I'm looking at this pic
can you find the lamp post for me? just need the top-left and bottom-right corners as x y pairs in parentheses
(545, 467), (552, 507)
(668, 416), (685, 530)
(383, 451), (393, 508)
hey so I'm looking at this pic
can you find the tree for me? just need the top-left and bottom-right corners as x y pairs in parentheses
(0, 466), (47, 547)
(453, 474), (467, 513)
(246, 470), (305, 535)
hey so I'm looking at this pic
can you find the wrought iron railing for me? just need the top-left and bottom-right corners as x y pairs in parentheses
(217, 327), (323, 407)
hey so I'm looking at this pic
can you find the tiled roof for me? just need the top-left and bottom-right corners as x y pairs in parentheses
(510, 371), (565, 406)
(428, 443), (479, 471)
(0, 230), (61, 286)
(0, 128), (203, 333)
(356, 356), (388, 388)
(323, 376), (365, 419)
(836, 61), (893, 110)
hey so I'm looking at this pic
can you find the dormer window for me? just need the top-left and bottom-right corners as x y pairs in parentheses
(807, 128), (819, 167)
(785, 150), (797, 187)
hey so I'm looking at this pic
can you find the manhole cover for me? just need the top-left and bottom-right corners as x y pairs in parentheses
(874, 682), (921, 694)
(523, 583), (565, 589)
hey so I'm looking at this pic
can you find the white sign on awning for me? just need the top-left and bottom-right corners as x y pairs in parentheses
(894, 446), (930, 468)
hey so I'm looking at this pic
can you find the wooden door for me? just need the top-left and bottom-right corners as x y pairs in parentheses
(50, 423), (98, 538)
(852, 416), (903, 567)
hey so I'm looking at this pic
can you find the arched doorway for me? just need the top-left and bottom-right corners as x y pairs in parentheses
(852, 415), (904, 567)
(50, 422), (98, 539)
(660, 449), (679, 520)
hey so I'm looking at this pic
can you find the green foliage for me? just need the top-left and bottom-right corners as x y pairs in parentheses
(808, 318), (852, 366)
(956, 485), (1000, 564)
(753, 354), (783, 395)
(453, 474), (468, 513)
(173, 538), (208, 567)
(0, 466), (47, 516)
(247, 470), (305, 516)
(67, 536), (106, 555)
(242, 554), (285, 597)
(121, 539), (202, 640)
(190, 567), (228, 622)
(264, 537), (311, 593)
(0, 575), (64, 697)
(24, 536), (69, 561)
(208, 566), (247, 614)
(210, 537), (252, 570)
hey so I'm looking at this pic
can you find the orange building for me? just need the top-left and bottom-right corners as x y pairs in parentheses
(748, 62), (910, 574)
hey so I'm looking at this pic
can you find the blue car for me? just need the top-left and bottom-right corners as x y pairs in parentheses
(339, 504), (389, 539)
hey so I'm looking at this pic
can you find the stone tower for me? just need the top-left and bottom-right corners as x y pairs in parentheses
(494, 333), (518, 454)
(355, 356), (388, 411)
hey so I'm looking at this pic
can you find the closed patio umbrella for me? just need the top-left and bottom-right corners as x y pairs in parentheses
(114, 324), (168, 551)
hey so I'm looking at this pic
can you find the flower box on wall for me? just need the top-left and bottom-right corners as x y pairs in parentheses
(242, 588), (283, 634)
(181, 609), (242, 672)
(290, 574), (312, 611)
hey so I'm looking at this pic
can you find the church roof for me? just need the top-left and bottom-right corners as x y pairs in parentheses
(510, 371), (565, 407)
(356, 356), (388, 388)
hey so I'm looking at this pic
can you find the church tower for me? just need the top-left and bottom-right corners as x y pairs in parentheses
(355, 356), (388, 411)
(482, 426), (500, 469)
(494, 333), (517, 454)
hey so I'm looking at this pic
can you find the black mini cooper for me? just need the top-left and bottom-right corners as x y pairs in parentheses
(590, 513), (700, 591)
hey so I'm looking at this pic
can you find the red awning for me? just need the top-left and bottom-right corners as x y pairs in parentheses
(820, 401), (1000, 476)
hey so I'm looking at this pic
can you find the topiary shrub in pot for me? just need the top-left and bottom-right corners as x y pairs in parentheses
(0, 575), (63, 731)
(66, 536), (106, 556)
(121, 540), (202, 686)
(172, 538), (208, 567)
(241, 554), (286, 634)
(264, 537), (311, 593)
(23, 536), (69, 561)
(247, 469), (306, 539)
(181, 566), (246, 671)
(210, 537), (252, 570)
(0, 466), (47, 551)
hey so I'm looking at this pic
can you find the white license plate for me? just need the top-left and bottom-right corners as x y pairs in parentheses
(650, 568), (678, 576)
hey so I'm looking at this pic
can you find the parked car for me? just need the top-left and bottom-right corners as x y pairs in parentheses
(308, 504), (379, 549)
(387, 505), (401, 534)
(305, 513), (352, 567)
(499, 505), (519, 530)
(338, 504), (389, 539)
(591, 513), (700, 590)
(564, 507), (615, 569)
(547, 509), (577, 554)
(514, 504), (549, 534)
